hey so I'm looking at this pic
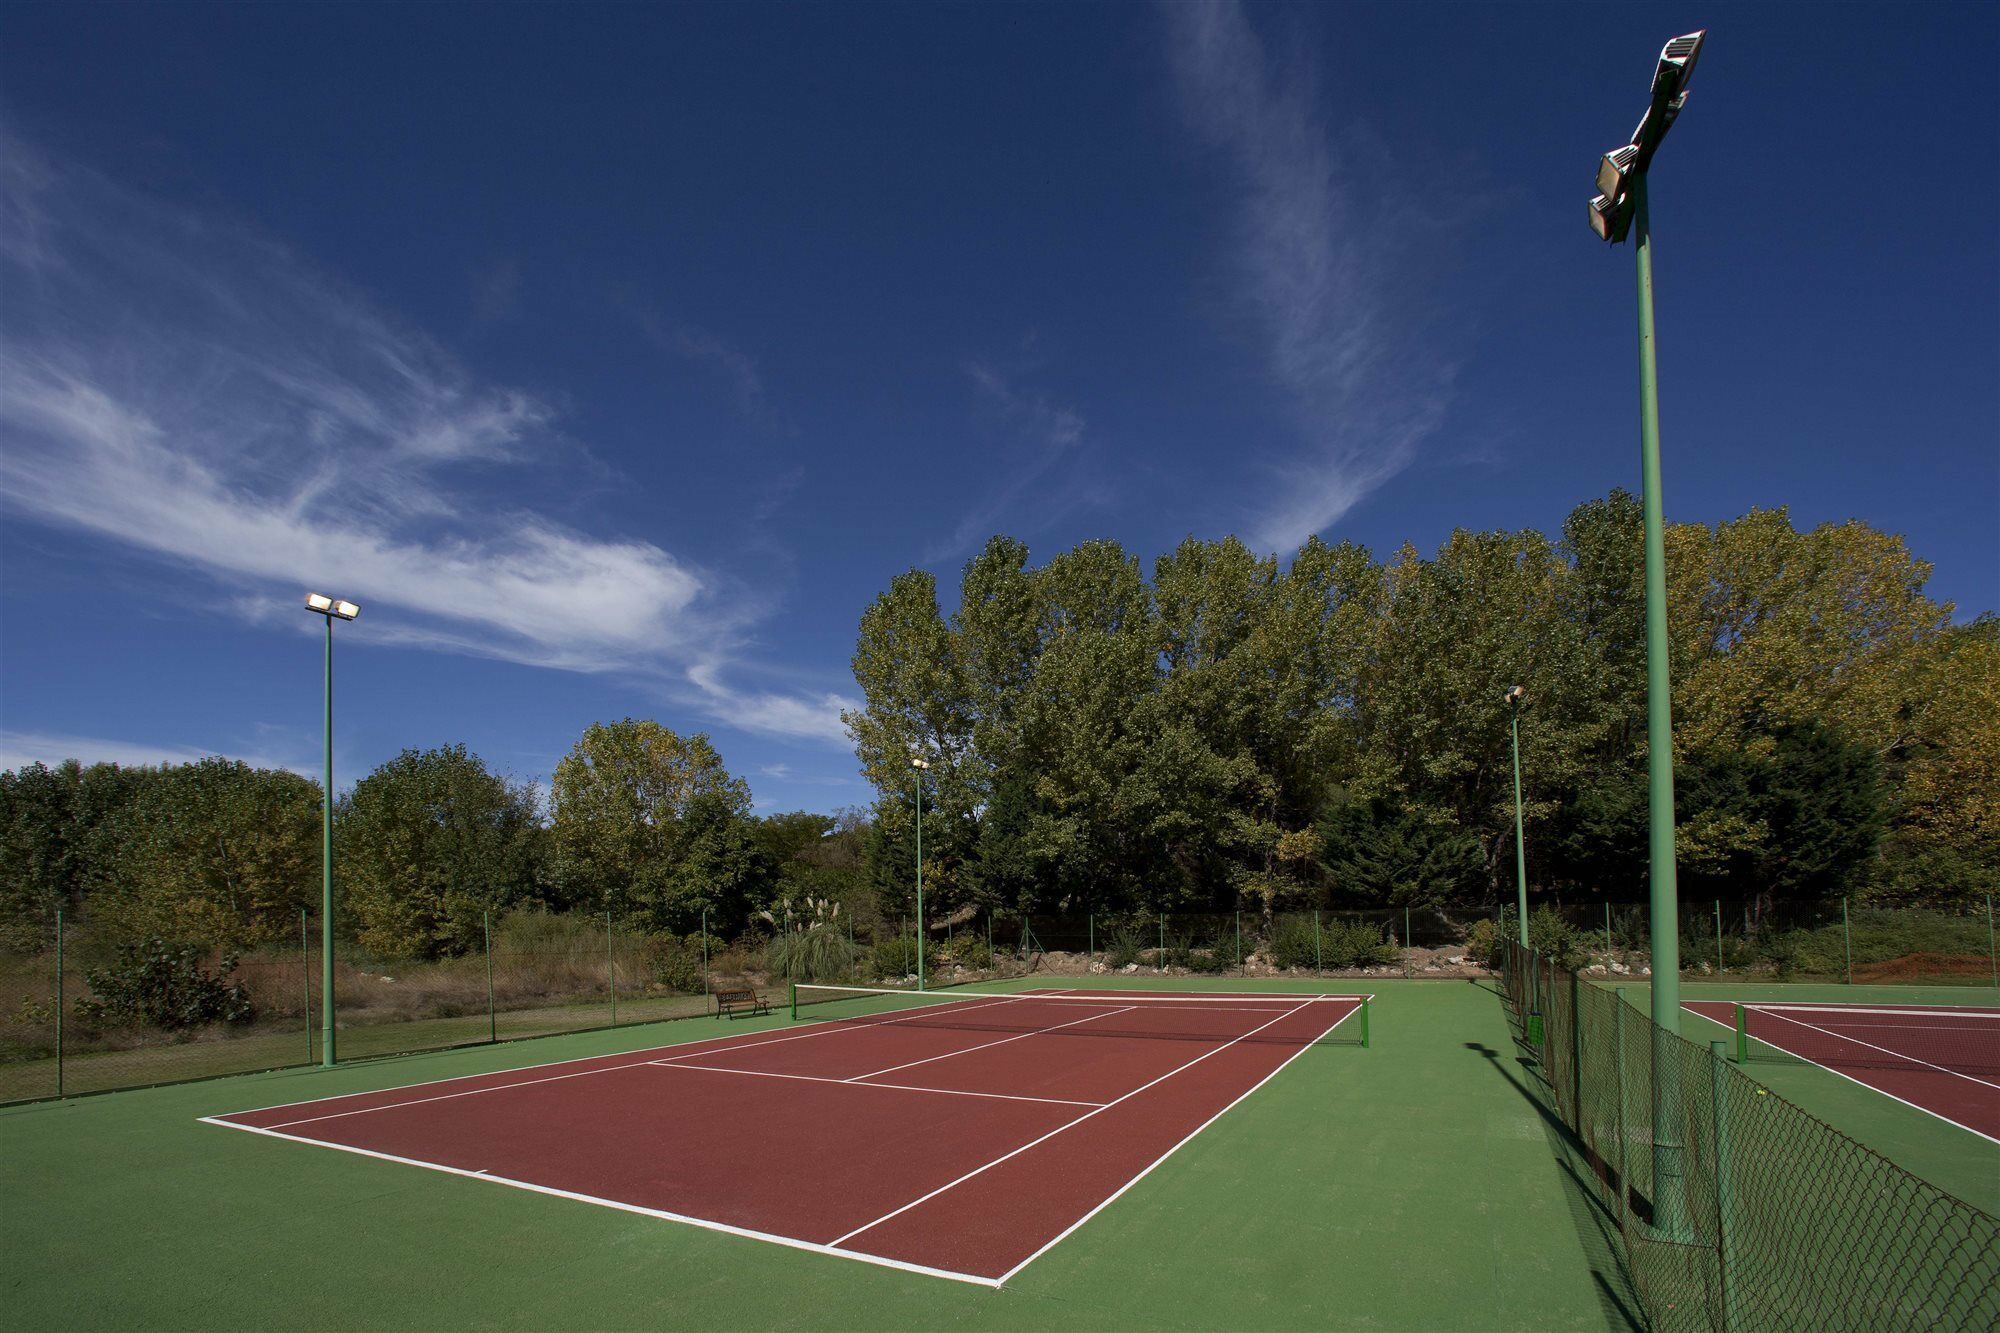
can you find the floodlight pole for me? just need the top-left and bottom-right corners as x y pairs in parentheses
(1508, 706), (1529, 946)
(319, 611), (337, 1066)
(913, 765), (925, 992)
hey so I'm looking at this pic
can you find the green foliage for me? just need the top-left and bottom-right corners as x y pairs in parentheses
(1494, 906), (1589, 970)
(73, 939), (254, 1030)
(643, 933), (707, 993)
(1104, 921), (1146, 969)
(1764, 909), (1990, 979)
(759, 897), (859, 981)
(1317, 798), (1485, 909)
(338, 745), (542, 960)
(868, 934), (922, 981)
(934, 932), (993, 971)
(1317, 917), (1399, 968)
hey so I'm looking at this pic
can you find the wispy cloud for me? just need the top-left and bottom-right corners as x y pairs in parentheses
(1165, 0), (1454, 552)
(0, 131), (844, 744)
(636, 311), (793, 434)
(921, 359), (1091, 562)
(0, 730), (312, 777)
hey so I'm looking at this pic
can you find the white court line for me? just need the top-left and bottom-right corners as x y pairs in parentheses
(828, 997), (1324, 1249)
(1758, 1007), (2000, 1092)
(230, 992), (1037, 1129)
(847, 1006), (1138, 1082)
(996, 998), (1365, 1285)
(1686, 1005), (2000, 1147)
(1750, 1005), (2000, 1021)
(644, 1060), (1106, 1108)
(195, 1116), (1001, 1288)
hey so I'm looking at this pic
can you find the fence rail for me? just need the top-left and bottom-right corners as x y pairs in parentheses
(1498, 937), (2000, 1331)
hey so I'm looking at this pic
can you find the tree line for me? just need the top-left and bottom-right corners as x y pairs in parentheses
(0, 721), (869, 958)
(844, 492), (1997, 927)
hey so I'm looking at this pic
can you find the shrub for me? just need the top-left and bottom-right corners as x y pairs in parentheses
(1465, 918), (1502, 967)
(766, 926), (860, 982)
(1319, 917), (1398, 968)
(1105, 922), (1146, 969)
(936, 934), (993, 972)
(1268, 915), (1320, 970)
(870, 934), (921, 981)
(73, 939), (255, 1030)
(644, 933), (707, 992)
(1492, 906), (1588, 970)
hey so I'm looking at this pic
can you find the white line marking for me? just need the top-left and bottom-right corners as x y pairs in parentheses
(196, 1116), (1000, 1287)
(846, 1006), (1138, 1082)
(650, 995), (1038, 1065)
(1758, 1008), (2000, 1091)
(995, 1000), (1365, 1284)
(828, 997), (1330, 1249)
(264, 1059), (665, 1129)
(1748, 1005), (2000, 1021)
(643, 1061), (1106, 1108)
(1685, 1005), (2000, 1146)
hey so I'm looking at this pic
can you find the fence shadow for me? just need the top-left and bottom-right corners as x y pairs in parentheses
(1466, 1039), (1645, 1333)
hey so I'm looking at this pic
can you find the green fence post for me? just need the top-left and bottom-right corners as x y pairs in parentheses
(1708, 1041), (1735, 1332)
(702, 907), (711, 997)
(1605, 902), (1614, 962)
(1714, 899), (1724, 975)
(1087, 913), (1095, 972)
(55, 908), (64, 1099)
(1158, 913), (1165, 972)
(606, 910), (617, 1025)
(1733, 1003), (1748, 1064)
(484, 910), (496, 1044)
(1988, 893), (1996, 989)
(1612, 1002), (1629, 1227)
(1235, 911), (1243, 976)
(1313, 909), (1322, 971)
(1570, 971), (1583, 1121)
(1404, 905), (1412, 977)
(300, 908), (311, 1065)
(985, 907), (993, 965)
(1842, 897), (1853, 985)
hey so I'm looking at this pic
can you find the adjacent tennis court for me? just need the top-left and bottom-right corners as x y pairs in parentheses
(201, 987), (1368, 1285)
(1684, 999), (2000, 1142)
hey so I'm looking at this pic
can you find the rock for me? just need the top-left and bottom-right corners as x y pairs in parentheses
(1585, 964), (1608, 976)
(1446, 955), (1466, 965)
(1423, 963), (1441, 973)
(1639, 966), (1652, 976)
(1122, 963), (1138, 974)
(1609, 961), (1631, 975)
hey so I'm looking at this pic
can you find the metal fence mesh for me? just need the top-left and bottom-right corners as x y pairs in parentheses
(1499, 937), (2000, 1331)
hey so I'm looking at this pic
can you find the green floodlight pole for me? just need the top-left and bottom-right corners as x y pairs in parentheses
(1505, 685), (1530, 944)
(911, 754), (930, 991)
(304, 592), (359, 1066)
(1588, 29), (1706, 1241)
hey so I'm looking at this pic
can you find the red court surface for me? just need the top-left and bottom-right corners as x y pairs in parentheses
(203, 989), (1366, 1285)
(1684, 999), (2000, 1143)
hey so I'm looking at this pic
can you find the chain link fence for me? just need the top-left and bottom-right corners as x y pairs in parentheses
(1500, 937), (2000, 1331)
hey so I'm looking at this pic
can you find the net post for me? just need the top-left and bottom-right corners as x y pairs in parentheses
(1841, 897), (1852, 985)
(1360, 996), (1370, 1049)
(55, 907), (64, 1098)
(484, 910), (496, 1044)
(1732, 1003), (1748, 1064)
(1708, 1040), (1735, 1332)
(1313, 909), (1322, 971)
(606, 910), (617, 1026)
(790, 982), (798, 1022)
(300, 907), (311, 1065)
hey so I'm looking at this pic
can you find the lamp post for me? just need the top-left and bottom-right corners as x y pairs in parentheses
(910, 755), (930, 991)
(304, 592), (359, 1065)
(1586, 29), (1706, 1239)
(1505, 685), (1529, 945)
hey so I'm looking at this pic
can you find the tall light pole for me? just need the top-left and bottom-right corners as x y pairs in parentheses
(1505, 685), (1529, 945)
(910, 754), (930, 991)
(1586, 28), (1706, 1239)
(304, 592), (359, 1065)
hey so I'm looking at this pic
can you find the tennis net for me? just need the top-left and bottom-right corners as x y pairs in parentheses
(788, 984), (1370, 1047)
(1725, 1002), (2000, 1076)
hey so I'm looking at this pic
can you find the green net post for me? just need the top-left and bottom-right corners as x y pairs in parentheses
(1714, 899), (1724, 975)
(1842, 897), (1852, 985)
(484, 909), (496, 1044)
(1708, 1041), (1736, 1332)
(789, 982), (798, 1022)
(55, 907), (64, 1098)
(1360, 996), (1370, 1049)
(1733, 1003), (1748, 1064)
(300, 908), (311, 1065)
(606, 910), (617, 1025)
(1313, 909), (1322, 971)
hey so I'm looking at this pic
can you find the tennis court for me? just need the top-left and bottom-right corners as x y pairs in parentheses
(1684, 999), (2000, 1143)
(201, 987), (1368, 1286)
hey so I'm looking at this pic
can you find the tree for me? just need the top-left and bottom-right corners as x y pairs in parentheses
(338, 745), (543, 959)
(548, 720), (758, 932)
(0, 760), (143, 949)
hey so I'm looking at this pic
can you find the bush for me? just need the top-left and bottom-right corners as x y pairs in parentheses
(935, 934), (993, 972)
(1465, 918), (1501, 968)
(1105, 922), (1146, 969)
(644, 933), (707, 993)
(1492, 905), (1588, 970)
(1319, 917), (1398, 968)
(1268, 915), (1319, 970)
(766, 926), (860, 982)
(869, 934), (921, 981)
(73, 939), (254, 1030)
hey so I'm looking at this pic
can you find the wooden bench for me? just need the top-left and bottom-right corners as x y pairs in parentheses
(714, 987), (769, 1020)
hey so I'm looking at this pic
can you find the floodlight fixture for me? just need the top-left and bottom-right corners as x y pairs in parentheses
(1504, 684), (1527, 709)
(1596, 145), (1641, 205)
(304, 591), (360, 621)
(910, 755), (931, 771)
(1652, 30), (1705, 103)
(1587, 29), (1707, 245)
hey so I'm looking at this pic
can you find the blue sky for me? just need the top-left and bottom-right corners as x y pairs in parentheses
(2, 3), (1995, 814)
